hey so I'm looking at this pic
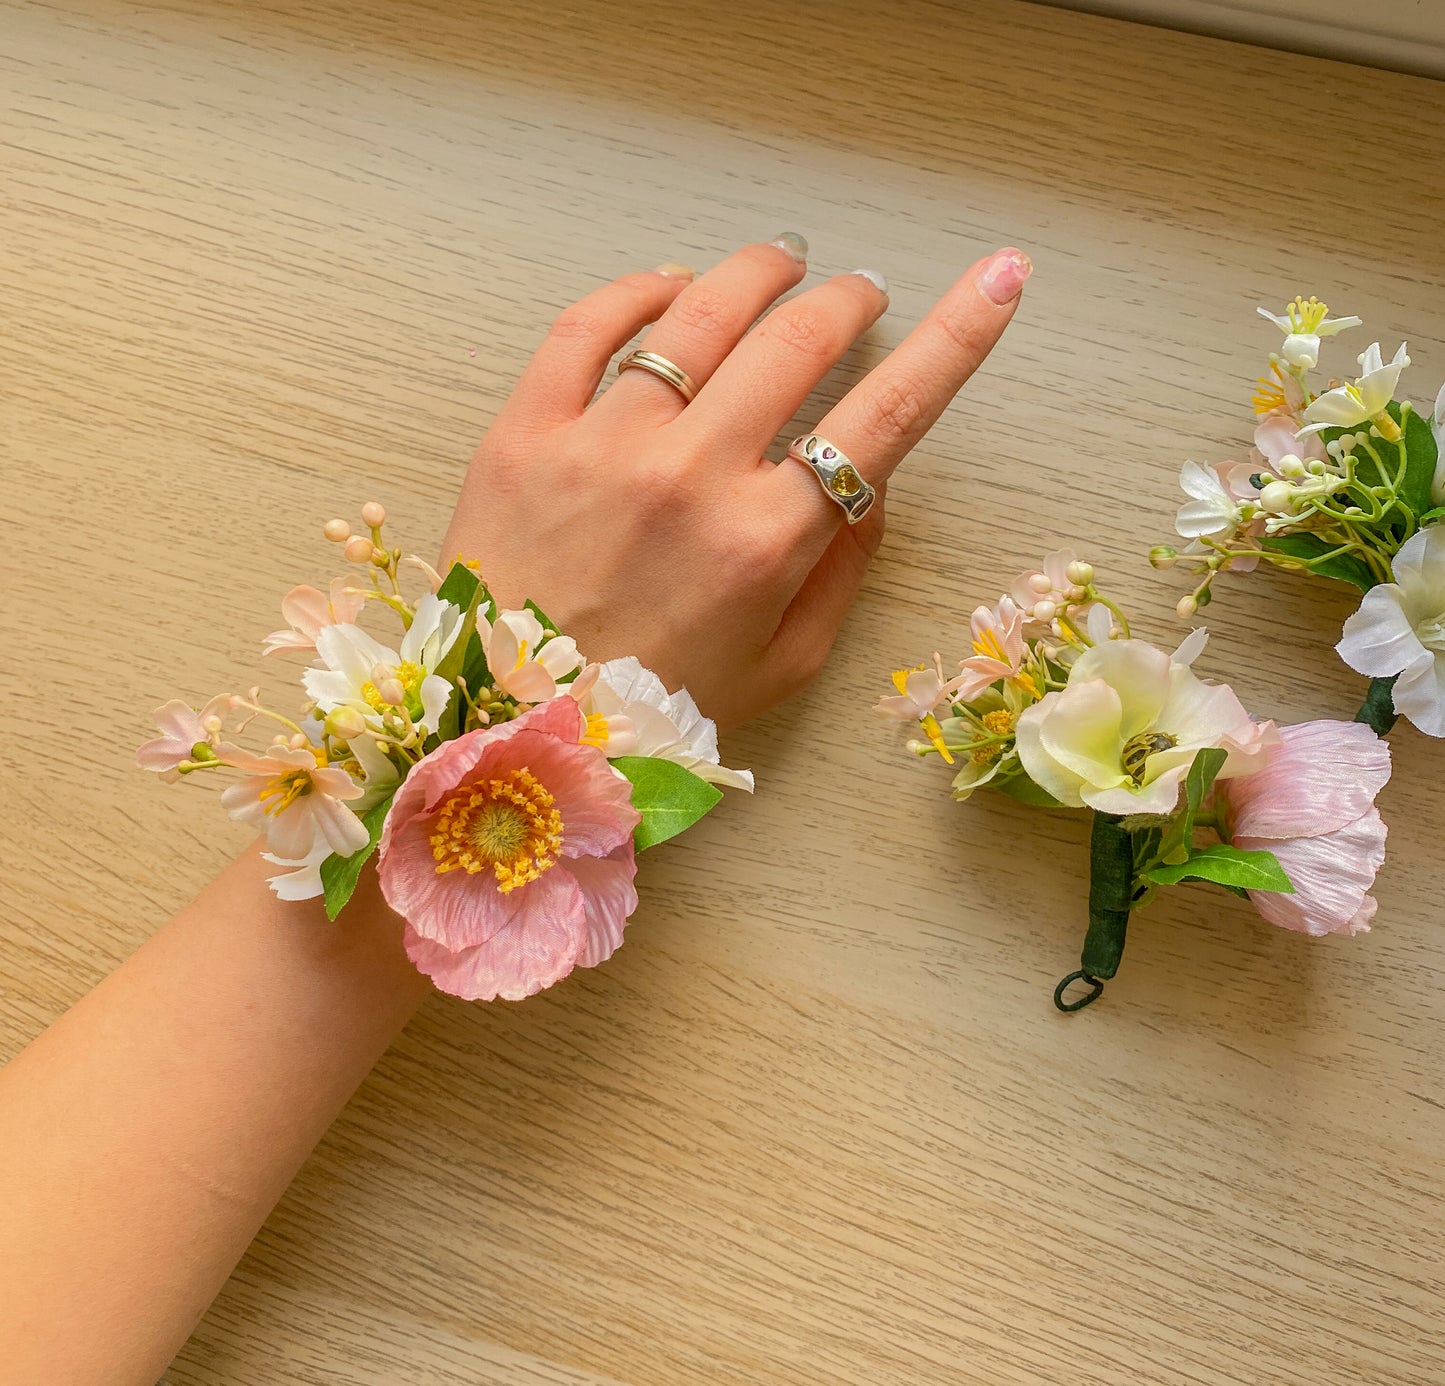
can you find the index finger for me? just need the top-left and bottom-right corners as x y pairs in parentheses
(767, 247), (1031, 546)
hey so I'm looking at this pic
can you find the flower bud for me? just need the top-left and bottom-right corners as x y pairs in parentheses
(202, 714), (224, 735)
(1065, 560), (1094, 586)
(1259, 480), (1296, 513)
(1033, 598), (1057, 622)
(1277, 455), (1307, 478)
(360, 501), (386, 528)
(1177, 595), (1198, 618)
(1028, 573), (1053, 595)
(905, 738), (929, 756)
(1307, 459), (1327, 475)
(189, 741), (217, 762)
(377, 677), (406, 707)
(325, 706), (369, 740)
(288, 731), (311, 750)
(344, 536), (375, 563)
(324, 518), (351, 543)
(371, 546), (391, 568)
(1148, 545), (1178, 571)
(1064, 584), (1088, 603)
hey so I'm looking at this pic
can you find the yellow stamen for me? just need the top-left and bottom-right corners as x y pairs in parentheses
(258, 769), (313, 817)
(1252, 362), (1289, 416)
(891, 665), (921, 696)
(428, 766), (564, 892)
(1283, 294), (1331, 334)
(582, 712), (610, 748)
(921, 713), (954, 765)
(1014, 671), (1041, 699)
(972, 628), (1008, 664)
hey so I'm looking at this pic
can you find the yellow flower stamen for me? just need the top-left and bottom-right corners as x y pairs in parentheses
(972, 628), (1008, 664)
(1252, 361), (1289, 416)
(582, 712), (610, 748)
(429, 767), (564, 892)
(921, 713), (954, 765)
(1283, 294), (1331, 335)
(891, 666), (919, 696)
(971, 708), (1016, 766)
(258, 769), (313, 817)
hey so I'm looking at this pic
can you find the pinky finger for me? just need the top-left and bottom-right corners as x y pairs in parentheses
(500, 265), (695, 429)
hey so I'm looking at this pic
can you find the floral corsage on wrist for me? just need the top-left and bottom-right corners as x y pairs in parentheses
(138, 504), (752, 1001)
(1156, 295), (1444, 736)
(878, 555), (1390, 1012)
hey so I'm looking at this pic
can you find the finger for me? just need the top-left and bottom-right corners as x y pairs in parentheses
(594, 234), (809, 422)
(677, 269), (889, 456)
(770, 247), (1031, 564)
(501, 265), (695, 429)
(760, 505), (885, 699)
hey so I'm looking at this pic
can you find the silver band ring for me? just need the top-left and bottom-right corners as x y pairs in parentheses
(616, 349), (698, 403)
(786, 434), (877, 525)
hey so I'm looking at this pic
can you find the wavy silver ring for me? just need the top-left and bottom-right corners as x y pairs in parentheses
(785, 433), (877, 525)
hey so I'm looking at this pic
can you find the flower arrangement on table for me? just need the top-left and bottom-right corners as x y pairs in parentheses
(1155, 296), (1445, 736)
(137, 504), (752, 1002)
(877, 556), (1391, 1010)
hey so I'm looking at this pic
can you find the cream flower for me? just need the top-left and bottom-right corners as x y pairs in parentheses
(955, 598), (1036, 701)
(262, 578), (365, 656)
(1337, 526), (1445, 736)
(478, 607), (582, 703)
(304, 593), (464, 736)
(573, 657), (753, 791)
(136, 695), (232, 779)
(1430, 380), (1445, 507)
(1257, 296), (1361, 370)
(1299, 341), (1409, 436)
(1014, 636), (1276, 815)
(217, 743), (368, 859)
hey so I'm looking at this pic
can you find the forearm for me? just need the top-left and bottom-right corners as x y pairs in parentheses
(0, 846), (430, 1385)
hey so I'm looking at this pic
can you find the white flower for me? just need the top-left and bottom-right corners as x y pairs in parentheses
(304, 593), (464, 736)
(136, 695), (231, 779)
(1175, 461), (1243, 540)
(1299, 341), (1409, 436)
(1257, 296), (1361, 370)
(1430, 380), (1445, 507)
(478, 607), (582, 703)
(1014, 635), (1276, 815)
(261, 841), (331, 901)
(1337, 526), (1445, 736)
(573, 656), (753, 791)
(217, 743), (368, 859)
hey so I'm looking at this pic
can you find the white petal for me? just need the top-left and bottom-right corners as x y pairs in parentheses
(1179, 460), (1227, 503)
(1336, 585), (1420, 678)
(310, 794), (371, 856)
(1389, 649), (1445, 737)
(536, 634), (581, 678)
(1257, 307), (1291, 331)
(1281, 333), (1321, 369)
(1175, 498), (1233, 539)
(1172, 627), (1209, 666)
(418, 673), (454, 735)
(1302, 387), (1368, 429)
(1317, 315), (1363, 337)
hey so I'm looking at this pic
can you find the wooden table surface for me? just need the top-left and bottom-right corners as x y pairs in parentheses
(5, 0), (1444, 1381)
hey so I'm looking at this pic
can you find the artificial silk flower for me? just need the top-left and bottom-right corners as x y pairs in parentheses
(1011, 549), (1082, 625)
(876, 655), (963, 763)
(1431, 380), (1445, 507)
(217, 742), (369, 859)
(1214, 721), (1390, 936)
(1257, 296), (1361, 370)
(1174, 460), (1246, 540)
(1254, 415), (1324, 469)
(478, 607), (582, 703)
(136, 695), (232, 779)
(304, 592), (464, 736)
(1337, 526), (1445, 736)
(1014, 636), (1276, 815)
(377, 697), (640, 1002)
(1299, 341), (1410, 436)
(574, 657), (754, 791)
(260, 840), (331, 901)
(955, 598), (1035, 700)
(262, 578), (366, 656)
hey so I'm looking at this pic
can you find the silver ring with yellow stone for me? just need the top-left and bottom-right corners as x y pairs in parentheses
(786, 434), (876, 525)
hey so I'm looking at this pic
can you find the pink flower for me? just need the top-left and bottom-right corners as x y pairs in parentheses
(1215, 720), (1390, 937)
(217, 743), (368, 859)
(1011, 549), (1079, 625)
(956, 597), (1034, 700)
(262, 578), (365, 655)
(136, 695), (231, 779)
(377, 697), (641, 1001)
(1254, 415), (1325, 469)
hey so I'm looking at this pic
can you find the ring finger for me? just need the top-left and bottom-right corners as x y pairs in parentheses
(594, 234), (810, 421)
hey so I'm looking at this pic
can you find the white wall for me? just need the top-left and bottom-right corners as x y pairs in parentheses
(1031, 0), (1445, 77)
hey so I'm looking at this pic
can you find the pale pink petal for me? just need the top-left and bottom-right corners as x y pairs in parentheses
(500, 662), (560, 703)
(310, 766), (366, 801)
(279, 585), (331, 636)
(403, 867), (588, 1001)
(263, 800), (319, 859)
(568, 847), (640, 968)
(309, 793), (371, 856)
(152, 700), (206, 743)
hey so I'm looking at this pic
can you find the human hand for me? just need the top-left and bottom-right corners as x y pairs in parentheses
(442, 235), (1030, 728)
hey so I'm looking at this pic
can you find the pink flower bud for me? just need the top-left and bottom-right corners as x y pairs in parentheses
(377, 678), (406, 707)
(360, 501), (386, 527)
(1033, 598), (1057, 622)
(1028, 573), (1053, 595)
(344, 536), (375, 564)
(324, 518), (351, 543)
(288, 732), (311, 750)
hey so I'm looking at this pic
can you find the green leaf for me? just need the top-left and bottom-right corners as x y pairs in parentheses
(435, 561), (480, 607)
(991, 770), (1065, 808)
(1146, 844), (1293, 893)
(432, 564), (493, 741)
(319, 796), (396, 921)
(611, 756), (722, 850)
(1182, 747), (1226, 835)
(1354, 674), (1398, 736)
(1260, 533), (1377, 592)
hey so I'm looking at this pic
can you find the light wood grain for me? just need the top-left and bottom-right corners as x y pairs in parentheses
(4, 0), (1444, 1381)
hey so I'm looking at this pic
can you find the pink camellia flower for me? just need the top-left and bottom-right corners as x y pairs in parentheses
(217, 743), (369, 859)
(377, 696), (641, 1001)
(1214, 720), (1390, 937)
(262, 578), (366, 656)
(136, 695), (232, 779)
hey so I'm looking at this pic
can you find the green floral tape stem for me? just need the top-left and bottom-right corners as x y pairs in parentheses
(1054, 811), (1134, 1012)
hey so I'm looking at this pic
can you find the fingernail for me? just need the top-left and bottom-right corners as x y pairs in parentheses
(980, 248), (1032, 305)
(770, 231), (809, 263)
(654, 262), (695, 279)
(849, 268), (889, 295)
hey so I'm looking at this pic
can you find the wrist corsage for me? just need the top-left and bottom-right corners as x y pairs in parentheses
(138, 504), (752, 1001)
(878, 557), (1390, 1012)
(1156, 295), (1443, 737)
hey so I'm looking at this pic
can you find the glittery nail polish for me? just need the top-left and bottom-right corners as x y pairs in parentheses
(980, 248), (1032, 305)
(849, 268), (889, 295)
(770, 232), (809, 263)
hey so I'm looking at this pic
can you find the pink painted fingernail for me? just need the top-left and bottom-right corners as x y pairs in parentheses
(980, 248), (1032, 305)
(654, 262), (695, 279)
